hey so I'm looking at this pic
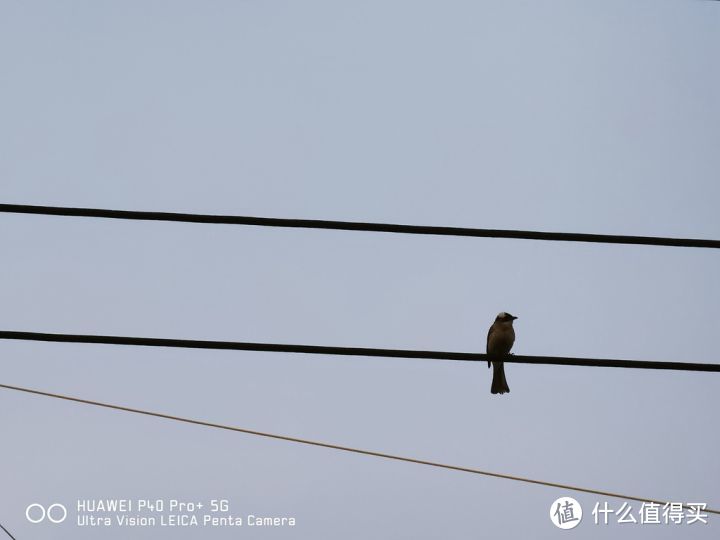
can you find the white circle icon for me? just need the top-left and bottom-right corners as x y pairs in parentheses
(47, 504), (67, 523)
(550, 497), (582, 530)
(25, 504), (45, 524)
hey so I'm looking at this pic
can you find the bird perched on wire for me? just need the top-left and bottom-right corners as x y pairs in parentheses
(487, 312), (517, 395)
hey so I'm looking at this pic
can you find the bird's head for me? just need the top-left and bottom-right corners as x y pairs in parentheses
(495, 312), (518, 324)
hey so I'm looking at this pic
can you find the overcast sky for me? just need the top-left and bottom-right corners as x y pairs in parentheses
(1, 1), (718, 539)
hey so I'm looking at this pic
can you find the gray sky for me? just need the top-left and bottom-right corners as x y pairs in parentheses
(1, 1), (718, 539)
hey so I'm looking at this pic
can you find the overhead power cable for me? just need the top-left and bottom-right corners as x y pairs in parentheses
(1, 203), (718, 249)
(1, 382), (717, 515)
(0, 522), (16, 540)
(1, 330), (718, 372)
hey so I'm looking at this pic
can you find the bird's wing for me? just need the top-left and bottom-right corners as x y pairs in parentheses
(486, 325), (495, 368)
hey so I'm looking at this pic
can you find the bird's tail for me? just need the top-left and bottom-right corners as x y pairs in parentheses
(491, 361), (510, 395)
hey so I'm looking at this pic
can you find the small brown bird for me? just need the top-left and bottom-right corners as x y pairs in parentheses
(486, 312), (517, 395)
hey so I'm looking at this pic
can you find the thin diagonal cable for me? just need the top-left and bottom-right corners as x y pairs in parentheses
(0, 330), (718, 372)
(0, 382), (717, 515)
(1, 203), (718, 248)
(0, 522), (16, 540)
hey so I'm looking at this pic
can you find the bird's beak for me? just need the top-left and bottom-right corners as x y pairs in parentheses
(511, 316), (518, 320)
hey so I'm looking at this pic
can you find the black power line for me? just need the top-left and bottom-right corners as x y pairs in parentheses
(0, 522), (16, 540)
(1, 203), (718, 249)
(1, 330), (717, 372)
(1, 382), (717, 514)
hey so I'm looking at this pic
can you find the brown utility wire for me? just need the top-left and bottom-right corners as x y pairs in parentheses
(0, 382), (717, 515)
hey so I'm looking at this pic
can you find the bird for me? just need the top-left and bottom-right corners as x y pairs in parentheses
(486, 312), (517, 395)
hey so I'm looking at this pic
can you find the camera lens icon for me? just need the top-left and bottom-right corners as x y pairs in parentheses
(26, 503), (67, 524)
